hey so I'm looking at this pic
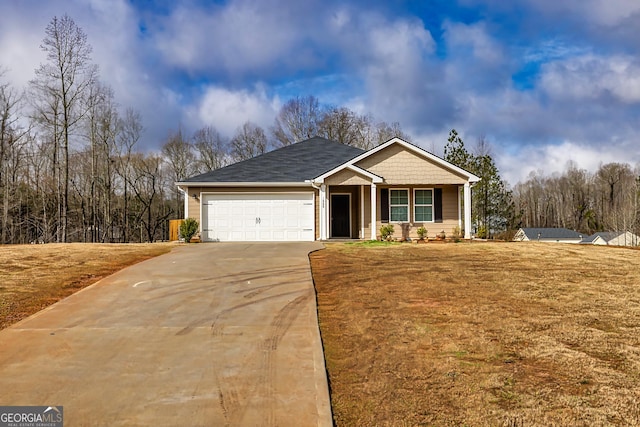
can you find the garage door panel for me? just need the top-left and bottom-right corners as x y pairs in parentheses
(202, 193), (314, 242)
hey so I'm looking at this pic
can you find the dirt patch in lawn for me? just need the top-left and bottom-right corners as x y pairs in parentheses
(0, 243), (173, 329)
(311, 242), (640, 426)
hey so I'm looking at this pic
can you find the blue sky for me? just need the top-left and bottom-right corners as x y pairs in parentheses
(1, 0), (639, 183)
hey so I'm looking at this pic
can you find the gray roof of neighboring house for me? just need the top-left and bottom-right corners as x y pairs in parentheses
(182, 136), (365, 183)
(519, 227), (583, 240)
(580, 232), (619, 244)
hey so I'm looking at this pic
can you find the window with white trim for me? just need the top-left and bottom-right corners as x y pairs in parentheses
(414, 189), (433, 222)
(389, 189), (409, 222)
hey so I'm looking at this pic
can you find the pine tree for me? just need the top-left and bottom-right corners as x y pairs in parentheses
(443, 129), (471, 169)
(444, 129), (515, 238)
(470, 154), (514, 238)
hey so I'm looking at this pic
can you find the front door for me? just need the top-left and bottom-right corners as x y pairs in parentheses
(331, 194), (351, 238)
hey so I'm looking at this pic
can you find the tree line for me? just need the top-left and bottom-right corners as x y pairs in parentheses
(443, 130), (640, 239)
(512, 162), (640, 237)
(0, 15), (411, 244)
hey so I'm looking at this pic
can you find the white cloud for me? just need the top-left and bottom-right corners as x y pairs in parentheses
(0, 4), (51, 89)
(189, 85), (279, 137)
(151, 0), (316, 77)
(498, 140), (636, 185)
(349, 15), (442, 126)
(468, 0), (640, 28)
(526, 0), (640, 27)
(539, 54), (640, 103)
(523, 39), (589, 63)
(444, 21), (505, 65)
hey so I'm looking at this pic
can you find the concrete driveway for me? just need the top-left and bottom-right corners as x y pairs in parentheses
(0, 242), (331, 426)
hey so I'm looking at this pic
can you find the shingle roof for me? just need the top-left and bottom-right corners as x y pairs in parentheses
(581, 232), (619, 243)
(182, 136), (365, 183)
(520, 227), (582, 240)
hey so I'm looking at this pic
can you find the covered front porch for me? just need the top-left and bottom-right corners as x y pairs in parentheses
(316, 181), (473, 241)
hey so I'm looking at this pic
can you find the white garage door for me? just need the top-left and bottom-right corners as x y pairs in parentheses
(201, 193), (315, 242)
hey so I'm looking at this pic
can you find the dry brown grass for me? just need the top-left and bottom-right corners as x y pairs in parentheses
(0, 243), (173, 329)
(311, 242), (640, 426)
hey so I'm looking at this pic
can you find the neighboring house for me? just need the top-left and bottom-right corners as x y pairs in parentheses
(580, 231), (640, 246)
(513, 227), (583, 243)
(176, 136), (480, 242)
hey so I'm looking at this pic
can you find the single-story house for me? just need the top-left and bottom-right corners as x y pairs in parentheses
(580, 231), (640, 246)
(513, 227), (583, 243)
(176, 136), (480, 242)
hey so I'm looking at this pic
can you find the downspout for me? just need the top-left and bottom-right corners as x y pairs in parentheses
(307, 180), (324, 240)
(177, 186), (189, 219)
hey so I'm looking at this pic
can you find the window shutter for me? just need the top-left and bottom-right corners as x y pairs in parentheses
(380, 188), (389, 223)
(434, 188), (443, 223)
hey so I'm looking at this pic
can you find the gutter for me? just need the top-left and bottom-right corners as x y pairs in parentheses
(306, 180), (321, 191)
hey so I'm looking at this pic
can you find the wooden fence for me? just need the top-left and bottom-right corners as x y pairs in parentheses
(169, 219), (184, 241)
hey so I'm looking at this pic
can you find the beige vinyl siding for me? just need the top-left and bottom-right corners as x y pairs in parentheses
(325, 169), (372, 186)
(186, 188), (202, 223)
(442, 186), (459, 223)
(372, 185), (461, 240)
(355, 144), (468, 185)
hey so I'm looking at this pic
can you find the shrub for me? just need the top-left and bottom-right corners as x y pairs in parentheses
(380, 224), (395, 240)
(180, 218), (199, 242)
(416, 226), (427, 240)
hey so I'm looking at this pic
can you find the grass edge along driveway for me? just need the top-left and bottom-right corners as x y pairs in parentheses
(0, 242), (173, 329)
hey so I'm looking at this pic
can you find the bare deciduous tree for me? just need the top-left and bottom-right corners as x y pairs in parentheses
(512, 161), (640, 238)
(29, 15), (98, 242)
(318, 107), (359, 145)
(162, 128), (195, 218)
(272, 95), (323, 146)
(83, 82), (119, 242)
(0, 70), (29, 243)
(193, 125), (230, 173)
(231, 121), (268, 161)
(115, 108), (143, 242)
(128, 153), (172, 242)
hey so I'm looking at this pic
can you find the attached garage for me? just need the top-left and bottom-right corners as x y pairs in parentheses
(201, 193), (315, 242)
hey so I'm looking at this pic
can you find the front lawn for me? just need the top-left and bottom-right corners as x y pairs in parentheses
(311, 242), (640, 426)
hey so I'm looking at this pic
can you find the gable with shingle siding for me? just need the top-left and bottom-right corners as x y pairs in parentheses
(355, 143), (468, 185)
(324, 169), (374, 186)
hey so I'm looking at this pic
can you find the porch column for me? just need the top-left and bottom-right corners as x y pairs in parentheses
(319, 184), (327, 240)
(458, 186), (462, 229)
(464, 182), (472, 239)
(360, 185), (365, 239)
(370, 183), (377, 240)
